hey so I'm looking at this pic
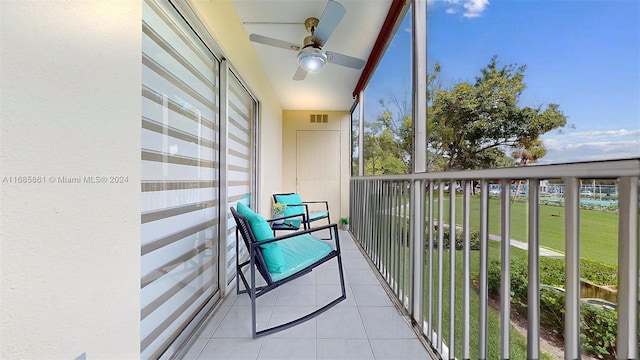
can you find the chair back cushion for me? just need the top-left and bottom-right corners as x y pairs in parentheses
(274, 193), (304, 218)
(235, 203), (286, 273)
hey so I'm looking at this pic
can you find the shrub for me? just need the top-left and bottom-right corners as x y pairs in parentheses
(475, 257), (620, 359)
(429, 226), (480, 250)
(580, 304), (617, 358)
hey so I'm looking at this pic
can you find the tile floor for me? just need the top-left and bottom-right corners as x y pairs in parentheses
(180, 230), (432, 360)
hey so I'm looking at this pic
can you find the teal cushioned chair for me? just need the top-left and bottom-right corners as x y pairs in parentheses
(230, 206), (346, 338)
(273, 192), (332, 239)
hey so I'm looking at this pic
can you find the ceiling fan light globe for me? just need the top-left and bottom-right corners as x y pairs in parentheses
(297, 47), (327, 72)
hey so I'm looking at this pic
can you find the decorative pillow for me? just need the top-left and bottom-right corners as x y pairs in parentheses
(275, 193), (304, 218)
(236, 203), (286, 273)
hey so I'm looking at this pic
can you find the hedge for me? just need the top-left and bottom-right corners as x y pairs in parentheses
(475, 258), (620, 359)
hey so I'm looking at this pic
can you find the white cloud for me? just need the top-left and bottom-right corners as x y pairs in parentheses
(432, 0), (489, 18)
(538, 128), (640, 164)
(565, 128), (640, 139)
(462, 0), (489, 18)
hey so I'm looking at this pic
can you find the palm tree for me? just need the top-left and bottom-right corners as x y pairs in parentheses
(511, 139), (547, 201)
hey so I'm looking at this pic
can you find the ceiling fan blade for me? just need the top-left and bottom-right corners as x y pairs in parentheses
(326, 51), (365, 69)
(311, 0), (346, 47)
(293, 67), (308, 81)
(249, 33), (301, 51)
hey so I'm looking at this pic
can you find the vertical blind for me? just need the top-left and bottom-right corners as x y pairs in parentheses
(225, 72), (256, 284)
(141, 0), (220, 358)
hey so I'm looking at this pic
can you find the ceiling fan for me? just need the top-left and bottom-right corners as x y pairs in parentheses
(249, 0), (366, 81)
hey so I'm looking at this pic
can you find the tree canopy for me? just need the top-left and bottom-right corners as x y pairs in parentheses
(362, 56), (568, 174)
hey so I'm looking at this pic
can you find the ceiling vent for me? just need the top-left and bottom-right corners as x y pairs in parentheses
(310, 114), (328, 123)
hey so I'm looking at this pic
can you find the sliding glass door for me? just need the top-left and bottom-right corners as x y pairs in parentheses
(141, 0), (220, 357)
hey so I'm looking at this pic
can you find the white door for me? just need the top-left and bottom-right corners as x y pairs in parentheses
(296, 130), (340, 223)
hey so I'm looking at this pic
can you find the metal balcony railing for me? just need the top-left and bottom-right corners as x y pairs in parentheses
(349, 158), (639, 359)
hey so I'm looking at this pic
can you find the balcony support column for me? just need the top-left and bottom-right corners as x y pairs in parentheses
(616, 176), (638, 359)
(411, 0), (428, 342)
(564, 177), (581, 359)
(412, 0), (427, 174)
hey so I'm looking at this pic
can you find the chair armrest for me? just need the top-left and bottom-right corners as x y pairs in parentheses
(267, 213), (307, 223)
(250, 223), (340, 249)
(302, 201), (329, 211)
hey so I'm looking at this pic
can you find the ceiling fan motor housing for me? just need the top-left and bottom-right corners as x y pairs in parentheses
(304, 17), (319, 34)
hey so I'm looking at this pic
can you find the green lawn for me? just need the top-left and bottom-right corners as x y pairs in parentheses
(434, 195), (619, 266)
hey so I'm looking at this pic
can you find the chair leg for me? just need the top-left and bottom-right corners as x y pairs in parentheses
(254, 259), (346, 338)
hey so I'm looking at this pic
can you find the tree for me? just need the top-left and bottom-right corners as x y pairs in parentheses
(363, 91), (413, 175)
(428, 56), (567, 171)
(511, 138), (547, 200)
(362, 56), (567, 175)
(363, 120), (409, 175)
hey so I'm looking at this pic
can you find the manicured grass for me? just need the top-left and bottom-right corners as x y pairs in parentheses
(434, 195), (619, 266)
(425, 241), (556, 360)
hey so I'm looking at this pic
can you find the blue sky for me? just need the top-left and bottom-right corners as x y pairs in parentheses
(368, 0), (639, 165)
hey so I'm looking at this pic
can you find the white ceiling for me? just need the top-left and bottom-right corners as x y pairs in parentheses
(230, 0), (392, 110)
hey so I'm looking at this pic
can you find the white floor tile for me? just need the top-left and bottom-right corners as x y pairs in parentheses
(315, 263), (346, 285)
(198, 306), (231, 338)
(316, 339), (374, 359)
(267, 305), (317, 338)
(197, 338), (263, 360)
(213, 305), (273, 338)
(275, 283), (316, 306)
(351, 285), (394, 307)
(343, 256), (371, 270)
(232, 287), (281, 306)
(316, 284), (355, 307)
(258, 337), (316, 360)
(358, 307), (416, 339)
(316, 307), (367, 339)
(369, 339), (431, 359)
(180, 338), (209, 360)
(341, 249), (364, 258)
(345, 268), (380, 285)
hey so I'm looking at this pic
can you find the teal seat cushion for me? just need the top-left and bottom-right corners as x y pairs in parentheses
(274, 193), (305, 218)
(270, 234), (333, 282)
(308, 211), (328, 221)
(236, 203), (285, 273)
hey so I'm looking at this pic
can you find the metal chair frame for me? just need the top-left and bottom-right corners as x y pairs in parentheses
(231, 207), (346, 338)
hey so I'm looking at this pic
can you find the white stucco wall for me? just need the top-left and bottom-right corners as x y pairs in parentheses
(1, 1), (141, 358)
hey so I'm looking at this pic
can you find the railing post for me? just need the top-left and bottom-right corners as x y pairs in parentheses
(616, 176), (638, 359)
(527, 179), (540, 359)
(479, 179), (489, 359)
(437, 181), (445, 353)
(412, 179), (425, 325)
(500, 179), (511, 359)
(427, 180), (434, 343)
(564, 177), (581, 359)
(462, 180), (471, 359)
(358, 90), (364, 177)
(448, 181), (456, 358)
